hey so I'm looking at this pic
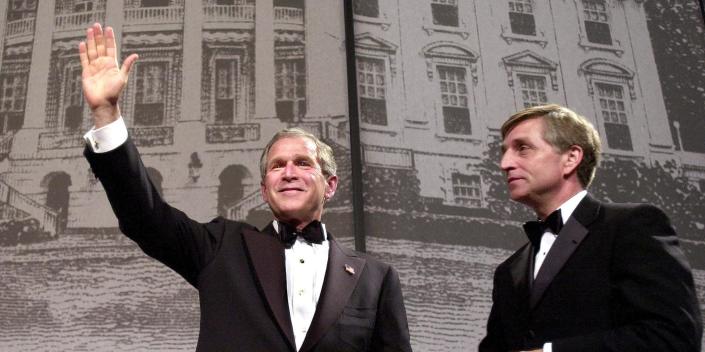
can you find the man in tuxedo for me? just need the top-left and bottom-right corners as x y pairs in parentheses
(479, 104), (702, 351)
(79, 23), (411, 352)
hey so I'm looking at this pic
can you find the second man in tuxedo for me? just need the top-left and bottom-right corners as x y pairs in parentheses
(479, 104), (701, 351)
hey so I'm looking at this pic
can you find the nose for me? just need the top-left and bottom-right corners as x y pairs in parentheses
(282, 161), (297, 179)
(500, 150), (514, 172)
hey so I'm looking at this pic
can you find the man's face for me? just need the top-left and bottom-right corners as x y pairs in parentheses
(261, 136), (337, 227)
(500, 118), (569, 209)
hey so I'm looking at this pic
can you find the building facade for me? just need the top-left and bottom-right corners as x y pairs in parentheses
(352, 0), (699, 211)
(0, 0), (350, 230)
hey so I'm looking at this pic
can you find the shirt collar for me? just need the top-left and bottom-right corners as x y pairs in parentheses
(555, 190), (587, 224)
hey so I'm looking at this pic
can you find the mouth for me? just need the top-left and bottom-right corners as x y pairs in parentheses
(506, 177), (523, 184)
(278, 187), (304, 193)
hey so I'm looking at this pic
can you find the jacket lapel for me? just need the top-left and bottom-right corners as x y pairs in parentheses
(510, 244), (534, 297)
(529, 195), (601, 310)
(242, 223), (296, 350)
(299, 236), (366, 352)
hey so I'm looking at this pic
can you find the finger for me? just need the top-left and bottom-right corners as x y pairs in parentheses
(120, 54), (139, 79)
(78, 41), (89, 71)
(85, 26), (97, 61)
(104, 26), (117, 60)
(94, 23), (106, 57)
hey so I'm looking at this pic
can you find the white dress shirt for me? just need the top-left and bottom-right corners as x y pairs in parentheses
(533, 190), (587, 352)
(273, 220), (329, 351)
(84, 118), (330, 351)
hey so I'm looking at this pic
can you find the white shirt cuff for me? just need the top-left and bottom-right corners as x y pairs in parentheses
(544, 342), (553, 352)
(83, 117), (128, 153)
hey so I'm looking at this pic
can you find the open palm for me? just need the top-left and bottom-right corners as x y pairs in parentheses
(79, 23), (137, 126)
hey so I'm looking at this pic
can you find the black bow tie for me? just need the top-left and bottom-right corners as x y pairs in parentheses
(278, 220), (324, 247)
(523, 209), (563, 248)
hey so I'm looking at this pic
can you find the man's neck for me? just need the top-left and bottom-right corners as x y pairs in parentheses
(532, 187), (585, 220)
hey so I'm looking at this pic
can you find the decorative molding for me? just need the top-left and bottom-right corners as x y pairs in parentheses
(422, 42), (479, 83)
(353, 14), (392, 31)
(578, 58), (636, 98)
(502, 50), (559, 90)
(205, 123), (259, 144)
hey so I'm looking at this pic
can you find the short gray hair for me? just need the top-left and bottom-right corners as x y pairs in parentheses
(501, 104), (602, 187)
(259, 128), (337, 179)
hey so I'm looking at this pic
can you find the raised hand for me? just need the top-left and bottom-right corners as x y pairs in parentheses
(78, 23), (138, 128)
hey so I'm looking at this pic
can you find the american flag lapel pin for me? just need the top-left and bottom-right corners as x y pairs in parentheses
(344, 264), (355, 275)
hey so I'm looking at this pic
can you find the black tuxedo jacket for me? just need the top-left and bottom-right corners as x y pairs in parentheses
(85, 139), (412, 352)
(479, 195), (702, 352)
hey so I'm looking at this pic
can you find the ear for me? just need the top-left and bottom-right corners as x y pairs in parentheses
(260, 180), (269, 203)
(563, 145), (583, 177)
(324, 175), (338, 201)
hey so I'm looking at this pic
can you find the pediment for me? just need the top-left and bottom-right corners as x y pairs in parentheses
(355, 33), (398, 53)
(502, 50), (557, 69)
(422, 41), (477, 60)
(579, 58), (634, 78)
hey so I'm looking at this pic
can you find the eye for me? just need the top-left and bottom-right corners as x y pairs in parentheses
(269, 161), (285, 170)
(296, 159), (312, 168)
(517, 144), (531, 154)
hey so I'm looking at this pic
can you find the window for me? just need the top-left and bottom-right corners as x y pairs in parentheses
(438, 66), (470, 135)
(141, 0), (170, 7)
(215, 59), (238, 124)
(518, 74), (547, 108)
(8, 0), (37, 20)
(63, 67), (84, 130)
(431, 0), (458, 27)
(274, 0), (304, 8)
(582, 0), (612, 45)
(508, 0), (536, 36)
(134, 62), (167, 126)
(74, 1), (94, 12)
(452, 173), (481, 207)
(357, 57), (388, 126)
(0, 74), (27, 133)
(354, 0), (379, 18)
(275, 59), (306, 123)
(596, 82), (632, 151)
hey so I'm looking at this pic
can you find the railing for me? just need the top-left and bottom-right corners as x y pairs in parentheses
(55, 11), (106, 31)
(274, 7), (304, 25)
(129, 126), (174, 147)
(206, 123), (259, 144)
(38, 131), (84, 150)
(294, 121), (323, 139)
(203, 5), (255, 22)
(325, 121), (350, 149)
(6, 18), (35, 38)
(124, 6), (184, 25)
(226, 189), (264, 221)
(0, 203), (30, 220)
(363, 144), (414, 169)
(0, 180), (58, 236)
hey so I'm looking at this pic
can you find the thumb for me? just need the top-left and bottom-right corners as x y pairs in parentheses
(120, 53), (139, 78)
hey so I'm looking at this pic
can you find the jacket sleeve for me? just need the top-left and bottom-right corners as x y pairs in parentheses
(84, 138), (244, 287)
(369, 265), (413, 352)
(552, 204), (702, 352)
(478, 270), (508, 352)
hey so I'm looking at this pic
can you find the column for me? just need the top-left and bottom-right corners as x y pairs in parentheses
(254, 0), (276, 118)
(22, 0), (56, 129)
(105, 0), (125, 53)
(0, 0), (7, 70)
(180, 0), (203, 122)
(304, 0), (348, 119)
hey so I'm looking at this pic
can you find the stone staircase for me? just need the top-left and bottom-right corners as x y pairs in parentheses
(0, 179), (59, 237)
